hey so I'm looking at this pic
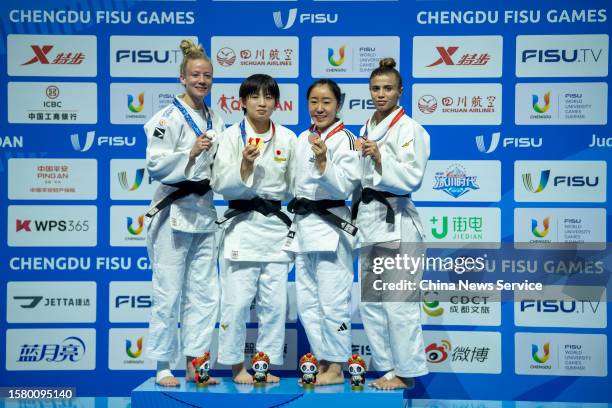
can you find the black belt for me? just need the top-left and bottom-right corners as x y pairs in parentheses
(145, 179), (211, 218)
(288, 198), (358, 236)
(351, 188), (410, 225)
(215, 197), (292, 227)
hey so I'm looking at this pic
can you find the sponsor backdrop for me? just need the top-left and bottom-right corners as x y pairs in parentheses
(0, 0), (610, 403)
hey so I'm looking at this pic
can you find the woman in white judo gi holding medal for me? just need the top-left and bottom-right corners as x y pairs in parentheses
(212, 74), (297, 384)
(353, 58), (431, 390)
(283, 79), (361, 385)
(143, 40), (224, 387)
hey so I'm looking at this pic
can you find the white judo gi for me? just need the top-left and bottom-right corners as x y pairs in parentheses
(355, 107), (430, 378)
(283, 121), (361, 362)
(212, 119), (296, 366)
(144, 96), (225, 362)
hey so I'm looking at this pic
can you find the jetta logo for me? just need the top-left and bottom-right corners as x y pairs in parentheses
(273, 8), (297, 29)
(13, 296), (43, 308)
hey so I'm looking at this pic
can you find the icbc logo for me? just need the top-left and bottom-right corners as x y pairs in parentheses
(46, 86), (59, 99)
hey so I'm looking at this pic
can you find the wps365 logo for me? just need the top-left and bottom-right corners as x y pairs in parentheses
(273, 8), (338, 29)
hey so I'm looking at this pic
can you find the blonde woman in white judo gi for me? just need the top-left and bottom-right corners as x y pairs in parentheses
(353, 58), (430, 390)
(144, 40), (225, 386)
(284, 79), (360, 385)
(212, 74), (296, 384)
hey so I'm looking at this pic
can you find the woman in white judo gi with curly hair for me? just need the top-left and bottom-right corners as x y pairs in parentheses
(353, 58), (430, 390)
(284, 79), (361, 385)
(144, 39), (224, 387)
(212, 74), (297, 384)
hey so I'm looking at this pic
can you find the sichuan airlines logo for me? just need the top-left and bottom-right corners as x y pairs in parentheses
(22, 45), (85, 66)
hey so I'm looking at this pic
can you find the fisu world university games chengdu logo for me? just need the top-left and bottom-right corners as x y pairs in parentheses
(126, 337), (143, 358)
(532, 342), (550, 364)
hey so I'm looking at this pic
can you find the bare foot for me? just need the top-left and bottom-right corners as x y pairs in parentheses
(185, 357), (196, 382)
(156, 373), (180, 387)
(369, 374), (389, 389)
(373, 376), (413, 390)
(318, 360), (330, 375)
(266, 372), (280, 383)
(200, 376), (220, 385)
(315, 363), (344, 385)
(232, 364), (254, 384)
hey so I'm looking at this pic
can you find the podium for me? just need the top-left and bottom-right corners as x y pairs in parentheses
(132, 377), (406, 408)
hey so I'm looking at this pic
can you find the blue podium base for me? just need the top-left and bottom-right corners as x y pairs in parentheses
(132, 377), (406, 408)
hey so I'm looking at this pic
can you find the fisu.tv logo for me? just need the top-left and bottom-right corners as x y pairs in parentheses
(71, 131), (136, 152)
(272, 8), (338, 30)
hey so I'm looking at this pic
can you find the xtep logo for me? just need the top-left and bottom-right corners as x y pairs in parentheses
(71, 131), (95, 152)
(532, 92), (551, 113)
(16, 219), (32, 232)
(531, 216), (550, 238)
(426, 340), (451, 363)
(422, 292), (444, 316)
(522, 170), (550, 193)
(13, 296), (43, 308)
(532, 342), (550, 363)
(118, 169), (145, 191)
(273, 8), (297, 29)
(128, 93), (145, 113)
(127, 215), (145, 235)
(22, 45), (85, 66)
(427, 46), (458, 67)
(328, 46), (346, 67)
(125, 337), (143, 358)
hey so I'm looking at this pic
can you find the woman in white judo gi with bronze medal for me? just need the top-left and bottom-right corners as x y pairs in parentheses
(353, 58), (431, 390)
(143, 40), (224, 387)
(284, 79), (361, 385)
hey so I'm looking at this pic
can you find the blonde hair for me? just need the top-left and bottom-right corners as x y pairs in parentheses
(369, 57), (402, 88)
(179, 39), (210, 76)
